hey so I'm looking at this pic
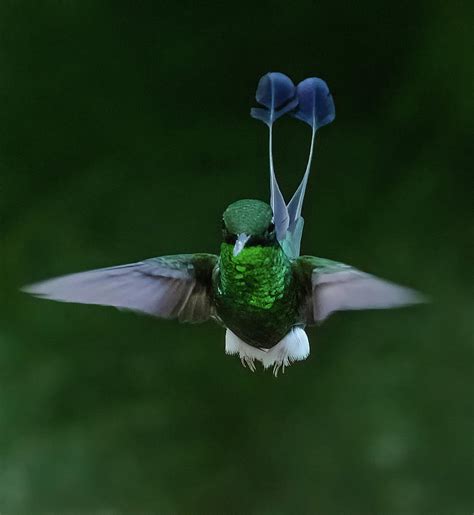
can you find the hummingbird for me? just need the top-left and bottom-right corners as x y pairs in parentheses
(23, 72), (424, 375)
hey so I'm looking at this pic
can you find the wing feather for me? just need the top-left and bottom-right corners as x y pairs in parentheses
(23, 254), (218, 323)
(294, 256), (426, 323)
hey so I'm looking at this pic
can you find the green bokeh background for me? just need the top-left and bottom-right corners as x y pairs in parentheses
(1, 1), (472, 513)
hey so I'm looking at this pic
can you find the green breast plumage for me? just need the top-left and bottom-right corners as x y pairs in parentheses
(213, 243), (299, 348)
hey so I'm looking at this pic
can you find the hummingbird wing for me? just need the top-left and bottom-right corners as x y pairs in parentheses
(294, 256), (426, 324)
(23, 253), (218, 323)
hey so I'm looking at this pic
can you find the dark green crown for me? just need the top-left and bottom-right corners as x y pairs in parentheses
(223, 199), (273, 235)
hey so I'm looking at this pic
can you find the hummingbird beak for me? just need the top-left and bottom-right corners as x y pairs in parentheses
(233, 233), (250, 257)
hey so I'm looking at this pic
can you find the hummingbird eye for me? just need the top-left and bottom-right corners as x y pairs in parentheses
(222, 225), (237, 244)
(225, 233), (237, 244)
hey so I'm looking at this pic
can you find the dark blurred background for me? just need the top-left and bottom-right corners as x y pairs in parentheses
(0, 1), (472, 513)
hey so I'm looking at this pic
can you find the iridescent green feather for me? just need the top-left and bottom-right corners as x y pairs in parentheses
(213, 243), (299, 348)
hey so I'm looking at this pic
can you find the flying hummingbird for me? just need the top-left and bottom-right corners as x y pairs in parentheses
(23, 72), (424, 375)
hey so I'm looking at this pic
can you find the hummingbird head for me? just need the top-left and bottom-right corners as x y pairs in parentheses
(222, 199), (276, 256)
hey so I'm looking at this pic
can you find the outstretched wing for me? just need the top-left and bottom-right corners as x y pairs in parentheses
(294, 256), (426, 324)
(23, 253), (218, 323)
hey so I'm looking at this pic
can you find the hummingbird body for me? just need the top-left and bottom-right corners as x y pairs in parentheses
(23, 72), (425, 375)
(214, 242), (299, 348)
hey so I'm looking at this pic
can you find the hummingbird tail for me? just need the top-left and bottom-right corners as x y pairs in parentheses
(251, 72), (335, 259)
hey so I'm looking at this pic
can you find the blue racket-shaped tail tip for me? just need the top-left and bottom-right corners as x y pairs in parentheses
(292, 77), (335, 129)
(250, 72), (298, 125)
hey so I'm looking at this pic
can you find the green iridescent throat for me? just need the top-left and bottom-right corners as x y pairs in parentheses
(214, 243), (298, 348)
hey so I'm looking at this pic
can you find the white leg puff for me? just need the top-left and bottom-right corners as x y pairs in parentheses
(225, 327), (310, 376)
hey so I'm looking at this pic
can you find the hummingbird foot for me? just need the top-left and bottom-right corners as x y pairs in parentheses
(240, 356), (257, 372)
(225, 329), (265, 372)
(225, 327), (310, 375)
(261, 327), (310, 377)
